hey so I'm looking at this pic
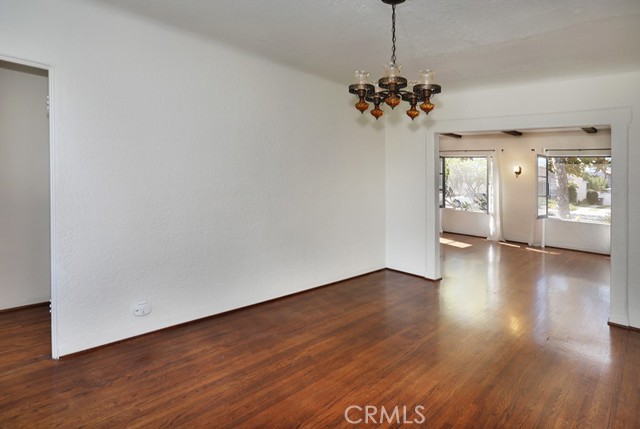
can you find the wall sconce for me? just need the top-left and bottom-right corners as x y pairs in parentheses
(513, 165), (522, 177)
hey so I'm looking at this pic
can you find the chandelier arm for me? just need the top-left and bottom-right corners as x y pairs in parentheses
(399, 90), (421, 102)
(365, 90), (390, 102)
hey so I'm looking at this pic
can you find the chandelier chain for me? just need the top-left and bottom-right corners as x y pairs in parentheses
(391, 4), (396, 64)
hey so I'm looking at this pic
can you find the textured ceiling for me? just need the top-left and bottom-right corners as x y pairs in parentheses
(92, 0), (640, 89)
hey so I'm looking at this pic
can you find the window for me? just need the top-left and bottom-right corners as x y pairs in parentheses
(441, 157), (488, 213)
(547, 156), (611, 224)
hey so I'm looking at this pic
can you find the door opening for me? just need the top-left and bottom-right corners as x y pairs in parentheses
(0, 57), (54, 357)
(430, 108), (631, 327)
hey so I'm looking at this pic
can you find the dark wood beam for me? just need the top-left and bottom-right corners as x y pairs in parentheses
(441, 133), (462, 139)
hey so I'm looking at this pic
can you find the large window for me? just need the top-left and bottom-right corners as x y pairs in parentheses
(441, 157), (488, 213)
(547, 156), (611, 224)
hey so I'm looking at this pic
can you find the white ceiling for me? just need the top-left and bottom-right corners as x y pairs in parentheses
(93, 0), (640, 89)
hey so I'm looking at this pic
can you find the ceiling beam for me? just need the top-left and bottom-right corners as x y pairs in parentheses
(501, 130), (523, 136)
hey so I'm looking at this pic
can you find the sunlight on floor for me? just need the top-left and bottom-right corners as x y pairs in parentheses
(509, 315), (522, 335)
(440, 237), (472, 248)
(525, 247), (562, 255)
(498, 241), (521, 248)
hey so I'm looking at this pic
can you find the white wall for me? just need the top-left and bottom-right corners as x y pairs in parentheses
(440, 130), (611, 254)
(0, 61), (50, 310)
(0, 0), (385, 356)
(386, 71), (640, 328)
(385, 118), (426, 275)
(441, 209), (489, 238)
(545, 220), (610, 254)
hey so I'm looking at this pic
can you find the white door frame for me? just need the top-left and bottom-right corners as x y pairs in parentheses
(427, 108), (632, 327)
(0, 54), (58, 358)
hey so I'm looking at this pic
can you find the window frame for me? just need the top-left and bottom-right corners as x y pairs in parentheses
(439, 156), (445, 208)
(537, 154), (548, 219)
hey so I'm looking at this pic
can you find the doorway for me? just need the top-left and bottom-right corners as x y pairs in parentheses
(438, 128), (612, 255)
(428, 108), (631, 327)
(0, 58), (53, 355)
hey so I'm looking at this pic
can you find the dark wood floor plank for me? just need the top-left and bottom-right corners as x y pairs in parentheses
(1, 234), (638, 428)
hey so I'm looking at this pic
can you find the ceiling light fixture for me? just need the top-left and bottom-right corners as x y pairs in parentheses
(348, 0), (441, 121)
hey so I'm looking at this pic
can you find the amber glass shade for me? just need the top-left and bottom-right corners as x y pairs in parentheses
(371, 106), (384, 120)
(406, 106), (420, 120)
(355, 99), (369, 113)
(420, 101), (435, 113)
(385, 94), (401, 109)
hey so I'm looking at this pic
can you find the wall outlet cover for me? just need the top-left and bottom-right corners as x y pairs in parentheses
(133, 301), (152, 317)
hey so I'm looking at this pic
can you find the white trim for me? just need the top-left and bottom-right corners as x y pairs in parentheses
(428, 108), (632, 328)
(0, 54), (58, 359)
(425, 130), (440, 280)
(545, 149), (612, 156)
(439, 150), (495, 156)
(48, 67), (58, 359)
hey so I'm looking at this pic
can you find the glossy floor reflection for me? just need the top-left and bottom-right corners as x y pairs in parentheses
(1, 233), (638, 428)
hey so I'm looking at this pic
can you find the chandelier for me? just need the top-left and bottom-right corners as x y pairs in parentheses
(348, 0), (441, 121)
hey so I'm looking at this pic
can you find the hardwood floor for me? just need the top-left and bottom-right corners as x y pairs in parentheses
(1, 234), (638, 428)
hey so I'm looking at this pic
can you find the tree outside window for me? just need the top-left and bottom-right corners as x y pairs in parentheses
(547, 156), (611, 224)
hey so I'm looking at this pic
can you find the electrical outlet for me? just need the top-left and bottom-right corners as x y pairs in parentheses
(133, 300), (151, 317)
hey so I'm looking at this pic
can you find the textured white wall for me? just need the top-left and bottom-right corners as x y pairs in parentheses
(386, 71), (640, 327)
(0, 0), (385, 356)
(0, 62), (50, 310)
(439, 130), (612, 254)
(441, 210), (490, 238)
(385, 117), (426, 275)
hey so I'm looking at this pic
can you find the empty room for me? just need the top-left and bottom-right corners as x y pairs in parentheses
(1, 0), (640, 427)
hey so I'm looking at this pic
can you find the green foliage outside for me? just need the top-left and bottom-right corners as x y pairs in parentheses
(586, 189), (599, 205)
(584, 175), (608, 192)
(548, 156), (610, 176)
(568, 182), (578, 204)
(474, 193), (488, 212)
